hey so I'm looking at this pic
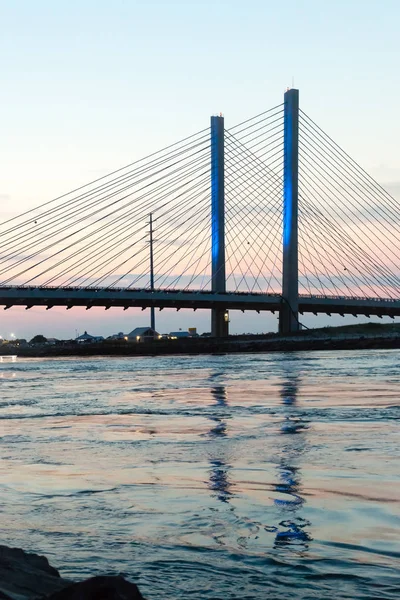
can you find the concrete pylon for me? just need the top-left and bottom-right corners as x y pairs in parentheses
(210, 115), (228, 337)
(280, 89), (300, 334)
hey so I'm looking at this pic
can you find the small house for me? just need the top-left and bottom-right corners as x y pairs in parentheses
(127, 327), (159, 343)
(169, 331), (190, 340)
(76, 331), (104, 344)
(107, 332), (127, 341)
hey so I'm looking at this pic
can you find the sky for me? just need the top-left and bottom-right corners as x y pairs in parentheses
(1, 0), (400, 340)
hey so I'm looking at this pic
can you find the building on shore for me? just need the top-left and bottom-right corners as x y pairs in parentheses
(127, 327), (159, 343)
(107, 332), (128, 341)
(169, 328), (198, 340)
(169, 331), (190, 340)
(76, 331), (104, 344)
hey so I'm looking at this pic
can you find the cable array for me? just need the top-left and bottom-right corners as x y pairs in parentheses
(298, 110), (400, 299)
(0, 129), (212, 289)
(221, 106), (284, 293)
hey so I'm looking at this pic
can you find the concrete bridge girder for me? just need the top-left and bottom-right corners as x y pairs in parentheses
(0, 288), (400, 318)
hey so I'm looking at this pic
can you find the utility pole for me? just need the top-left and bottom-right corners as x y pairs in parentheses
(149, 212), (155, 331)
(211, 115), (228, 337)
(280, 88), (300, 334)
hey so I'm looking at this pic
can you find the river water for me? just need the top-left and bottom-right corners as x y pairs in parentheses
(0, 350), (399, 599)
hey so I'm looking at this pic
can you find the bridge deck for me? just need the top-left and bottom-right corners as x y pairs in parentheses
(0, 286), (399, 317)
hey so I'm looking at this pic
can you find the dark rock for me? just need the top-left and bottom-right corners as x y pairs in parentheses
(0, 545), (70, 600)
(45, 576), (145, 600)
(0, 546), (145, 600)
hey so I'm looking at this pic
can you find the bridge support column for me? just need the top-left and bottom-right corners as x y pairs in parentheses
(280, 88), (300, 335)
(149, 212), (155, 331)
(211, 115), (228, 337)
(212, 308), (229, 338)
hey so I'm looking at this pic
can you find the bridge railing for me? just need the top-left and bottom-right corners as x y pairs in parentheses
(0, 284), (282, 297)
(1, 284), (399, 304)
(299, 293), (400, 303)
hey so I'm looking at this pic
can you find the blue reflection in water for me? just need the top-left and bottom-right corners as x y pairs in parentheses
(207, 385), (232, 504)
(273, 373), (312, 548)
(208, 386), (228, 438)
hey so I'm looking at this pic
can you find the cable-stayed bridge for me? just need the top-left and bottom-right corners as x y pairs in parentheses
(1, 88), (400, 336)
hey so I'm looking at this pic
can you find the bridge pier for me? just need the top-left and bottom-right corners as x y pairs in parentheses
(149, 212), (156, 331)
(211, 115), (228, 337)
(279, 88), (300, 335)
(212, 308), (229, 338)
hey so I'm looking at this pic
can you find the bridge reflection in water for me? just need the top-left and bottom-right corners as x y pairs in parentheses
(272, 370), (312, 549)
(207, 385), (233, 504)
(204, 372), (312, 551)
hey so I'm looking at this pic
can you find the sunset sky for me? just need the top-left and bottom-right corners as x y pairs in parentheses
(1, 0), (400, 339)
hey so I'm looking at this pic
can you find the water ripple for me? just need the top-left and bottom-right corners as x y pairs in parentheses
(1, 350), (399, 599)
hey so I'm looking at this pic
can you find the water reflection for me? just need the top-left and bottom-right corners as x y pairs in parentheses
(207, 385), (232, 503)
(273, 371), (312, 548)
(208, 386), (228, 438)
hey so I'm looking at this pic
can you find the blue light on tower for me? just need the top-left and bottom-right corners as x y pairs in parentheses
(211, 128), (220, 262)
(210, 115), (225, 293)
(283, 110), (293, 250)
(281, 88), (299, 334)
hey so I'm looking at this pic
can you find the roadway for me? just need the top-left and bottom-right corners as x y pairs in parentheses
(0, 286), (400, 318)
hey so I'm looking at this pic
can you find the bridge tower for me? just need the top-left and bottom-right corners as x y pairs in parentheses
(279, 88), (300, 334)
(211, 115), (228, 337)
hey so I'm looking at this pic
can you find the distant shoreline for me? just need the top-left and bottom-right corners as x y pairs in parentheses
(2, 333), (400, 358)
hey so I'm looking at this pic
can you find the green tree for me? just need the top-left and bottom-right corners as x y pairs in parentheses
(30, 335), (47, 344)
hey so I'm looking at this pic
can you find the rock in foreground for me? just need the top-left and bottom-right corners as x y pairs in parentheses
(0, 546), (144, 600)
(0, 545), (68, 599)
(46, 576), (144, 599)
